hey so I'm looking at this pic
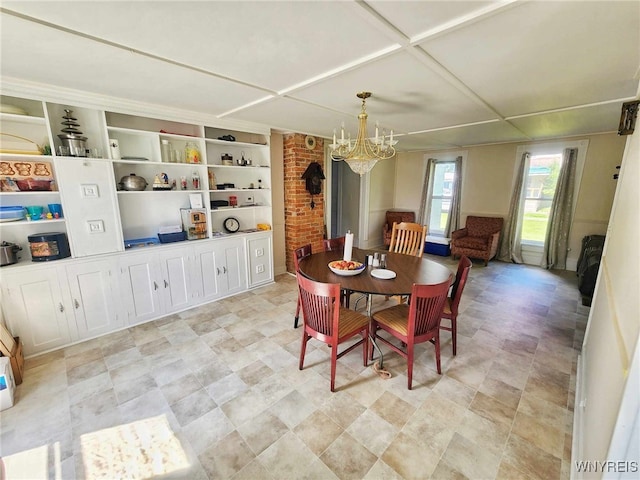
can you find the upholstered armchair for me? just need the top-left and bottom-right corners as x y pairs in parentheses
(383, 211), (415, 246)
(450, 216), (504, 265)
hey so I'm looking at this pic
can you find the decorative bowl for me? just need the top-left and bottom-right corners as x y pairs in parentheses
(328, 260), (365, 276)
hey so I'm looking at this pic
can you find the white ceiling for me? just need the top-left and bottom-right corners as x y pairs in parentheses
(1, 1), (639, 152)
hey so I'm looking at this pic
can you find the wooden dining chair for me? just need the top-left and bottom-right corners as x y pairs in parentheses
(440, 255), (472, 355)
(296, 272), (370, 392)
(388, 222), (427, 257)
(370, 277), (451, 389)
(323, 236), (345, 252)
(293, 244), (312, 328)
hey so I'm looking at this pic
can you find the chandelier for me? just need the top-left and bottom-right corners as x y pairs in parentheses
(329, 92), (398, 175)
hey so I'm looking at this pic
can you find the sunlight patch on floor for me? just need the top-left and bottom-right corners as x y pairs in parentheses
(80, 415), (189, 479)
(2, 443), (53, 479)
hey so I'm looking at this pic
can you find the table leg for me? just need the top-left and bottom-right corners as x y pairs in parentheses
(366, 293), (385, 369)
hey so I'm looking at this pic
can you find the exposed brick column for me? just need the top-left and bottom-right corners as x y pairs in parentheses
(284, 133), (325, 273)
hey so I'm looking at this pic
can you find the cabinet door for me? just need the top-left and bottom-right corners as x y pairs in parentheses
(119, 254), (163, 325)
(221, 240), (247, 295)
(158, 249), (192, 313)
(192, 243), (222, 302)
(66, 259), (122, 339)
(54, 157), (123, 257)
(247, 233), (274, 287)
(1, 267), (71, 356)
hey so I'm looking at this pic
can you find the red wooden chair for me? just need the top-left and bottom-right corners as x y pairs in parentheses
(322, 236), (345, 252)
(296, 272), (369, 392)
(370, 277), (451, 389)
(440, 256), (472, 355)
(293, 244), (312, 328)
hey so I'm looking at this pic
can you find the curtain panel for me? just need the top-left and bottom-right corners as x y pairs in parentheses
(542, 147), (578, 269)
(497, 151), (529, 263)
(444, 156), (463, 237)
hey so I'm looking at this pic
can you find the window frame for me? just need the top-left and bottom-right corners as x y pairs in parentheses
(513, 140), (589, 249)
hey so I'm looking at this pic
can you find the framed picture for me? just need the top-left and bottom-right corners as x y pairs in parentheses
(618, 100), (639, 135)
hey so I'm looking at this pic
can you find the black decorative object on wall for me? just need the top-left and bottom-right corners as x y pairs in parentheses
(618, 100), (639, 135)
(301, 161), (325, 209)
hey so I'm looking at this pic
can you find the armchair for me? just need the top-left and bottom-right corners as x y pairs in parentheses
(383, 211), (415, 246)
(450, 216), (503, 265)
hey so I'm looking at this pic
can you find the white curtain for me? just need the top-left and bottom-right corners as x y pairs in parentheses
(497, 151), (529, 263)
(542, 147), (577, 269)
(418, 158), (436, 224)
(444, 156), (462, 237)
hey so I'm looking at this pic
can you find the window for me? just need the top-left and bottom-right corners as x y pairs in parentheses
(521, 153), (563, 244)
(426, 161), (457, 236)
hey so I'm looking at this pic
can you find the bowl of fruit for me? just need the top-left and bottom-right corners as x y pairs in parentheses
(328, 260), (365, 276)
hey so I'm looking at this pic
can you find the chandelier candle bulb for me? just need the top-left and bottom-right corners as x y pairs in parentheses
(343, 231), (354, 262)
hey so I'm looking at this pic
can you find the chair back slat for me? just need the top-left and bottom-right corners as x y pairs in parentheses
(408, 279), (451, 337)
(389, 222), (427, 257)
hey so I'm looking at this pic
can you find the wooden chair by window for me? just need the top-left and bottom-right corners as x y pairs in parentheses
(293, 244), (312, 328)
(440, 256), (472, 355)
(296, 272), (370, 392)
(370, 278), (451, 389)
(389, 222), (427, 257)
(322, 236), (345, 252)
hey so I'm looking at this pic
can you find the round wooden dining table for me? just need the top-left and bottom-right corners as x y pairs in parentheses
(297, 247), (453, 298)
(297, 247), (453, 369)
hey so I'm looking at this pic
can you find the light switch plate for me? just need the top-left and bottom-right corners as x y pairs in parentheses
(81, 184), (99, 198)
(87, 220), (104, 233)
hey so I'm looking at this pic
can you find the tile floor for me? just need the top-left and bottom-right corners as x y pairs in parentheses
(0, 255), (588, 479)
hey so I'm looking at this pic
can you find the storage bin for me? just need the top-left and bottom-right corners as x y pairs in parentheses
(425, 236), (451, 256)
(158, 231), (187, 244)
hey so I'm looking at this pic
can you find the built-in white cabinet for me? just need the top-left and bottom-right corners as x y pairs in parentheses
(53, 157), (122, 257)
(247, 232), (274, 287)
(192, 238), (247, 302)
(65, 259), (122, 339)
(1, 266), (72, 355)
(157, 247), (193, 314)
(0, 92), (275, 357)
(118, 252), (164, 325)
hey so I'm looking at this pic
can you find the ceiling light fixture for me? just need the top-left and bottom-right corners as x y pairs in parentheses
(330, 92), (398, 176)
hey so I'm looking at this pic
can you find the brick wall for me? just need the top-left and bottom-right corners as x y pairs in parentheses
(284, 133), (326, 272)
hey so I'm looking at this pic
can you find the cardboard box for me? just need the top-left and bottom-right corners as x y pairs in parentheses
(0, 357), (15, 411)
(9, 338), (24, 386)
(0, 323), (16, 357)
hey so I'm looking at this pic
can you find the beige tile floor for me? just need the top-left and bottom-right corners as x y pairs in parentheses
(0, 255), (587, 479)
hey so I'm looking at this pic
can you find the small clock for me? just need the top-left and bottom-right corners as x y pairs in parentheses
(304, 135), (316, 150)
(223, 216), (240, 233)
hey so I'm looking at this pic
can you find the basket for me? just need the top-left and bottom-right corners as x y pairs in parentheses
(0, 133), (42, 155)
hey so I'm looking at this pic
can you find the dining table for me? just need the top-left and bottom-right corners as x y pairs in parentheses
(298, 247), (453, 368)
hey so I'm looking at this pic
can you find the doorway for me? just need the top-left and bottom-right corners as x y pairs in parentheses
(330, 160), (360, 244)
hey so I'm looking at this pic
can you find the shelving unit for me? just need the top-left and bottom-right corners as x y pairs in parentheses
(1, 92), (275, 357)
